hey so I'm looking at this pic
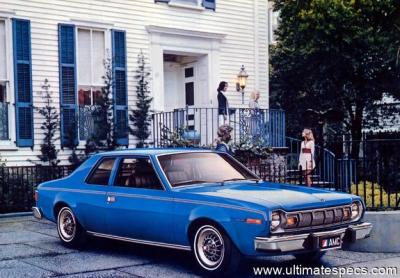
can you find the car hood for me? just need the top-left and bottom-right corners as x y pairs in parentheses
(177, 182), (354, 211)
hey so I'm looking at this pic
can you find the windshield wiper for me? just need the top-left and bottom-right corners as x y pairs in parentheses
(221, 178), (261, 186)
(173, 180), (211, 186)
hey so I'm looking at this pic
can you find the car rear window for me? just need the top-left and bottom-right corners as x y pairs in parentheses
(86, 158), (115, 186)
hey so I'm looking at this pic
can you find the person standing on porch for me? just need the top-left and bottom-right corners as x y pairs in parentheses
(249, 90), (260, 110)
(217, 81), (229, 126)
(298, 128), (315, 186)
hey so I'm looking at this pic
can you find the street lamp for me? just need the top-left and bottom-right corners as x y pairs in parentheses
(236, 65), (248, 104)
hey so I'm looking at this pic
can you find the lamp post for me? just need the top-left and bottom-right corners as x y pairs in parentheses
(236, 65), (249, 104)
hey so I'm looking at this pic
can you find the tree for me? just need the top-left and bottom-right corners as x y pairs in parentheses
(91, 55), (117, 150)
(130, 51), (153, 148)
(36, 79), (60, 166)
(270, 0), (400, 158)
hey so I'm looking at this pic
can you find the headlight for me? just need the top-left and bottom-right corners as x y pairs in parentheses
(270, 211), (282, 231)
(351, 201), (363, 221)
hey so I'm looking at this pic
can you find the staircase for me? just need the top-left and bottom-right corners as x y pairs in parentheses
(286, 137), (336, 190)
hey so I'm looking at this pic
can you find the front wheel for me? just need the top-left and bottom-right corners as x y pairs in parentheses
(192, 224), (241, 276)
(57, 206), (86, 248)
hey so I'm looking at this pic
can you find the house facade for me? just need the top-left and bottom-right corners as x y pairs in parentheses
(0, 0), (271, 165)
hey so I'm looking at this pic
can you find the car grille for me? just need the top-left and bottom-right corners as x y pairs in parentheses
(285, 205), (351, 229)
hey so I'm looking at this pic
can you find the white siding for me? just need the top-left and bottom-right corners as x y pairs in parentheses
(0, 0), (270, 165)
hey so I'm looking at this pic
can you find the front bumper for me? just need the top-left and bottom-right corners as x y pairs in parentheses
(32, 207), (42, 220)
(255, 222), (372, 253)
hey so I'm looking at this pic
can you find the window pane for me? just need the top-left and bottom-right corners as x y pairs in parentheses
(158, 152), (258, 187)
(78, 29), (91, 85)
(0, 21), (6, 80)
(0, 84), (6, 102)
(115, 158), (163, 190)
(78, 88), (91, 105)
(92, 88), (103, 105)
(92, 31), (105, 85)
(87, 158), (115, 185)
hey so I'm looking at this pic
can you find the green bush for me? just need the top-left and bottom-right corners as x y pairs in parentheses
(351, 181), (398, 209)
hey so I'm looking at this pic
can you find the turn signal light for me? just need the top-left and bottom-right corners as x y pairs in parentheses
(286, 215), (298, 227)
(245, 218), (262, 225)
(34, 191), (39, 202)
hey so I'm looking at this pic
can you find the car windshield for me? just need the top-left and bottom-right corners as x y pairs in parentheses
(157, 152), (259, 187)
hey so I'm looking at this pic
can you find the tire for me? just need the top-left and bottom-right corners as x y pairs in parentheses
(294, 250), (325, 263)
(56, 206), (86, 248)
(192, 224), (241, 276)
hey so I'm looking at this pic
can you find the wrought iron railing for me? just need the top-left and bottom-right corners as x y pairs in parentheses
(151, 107), (286, 148)
(285, 136), (336, 188)
(0, 102), (9, 140)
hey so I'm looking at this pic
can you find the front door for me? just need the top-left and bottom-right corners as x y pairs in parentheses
(184, 64), (196, 130)
(105, 156), (174, 243)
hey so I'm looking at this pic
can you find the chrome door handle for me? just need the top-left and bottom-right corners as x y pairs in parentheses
(107, 195), (116, 203)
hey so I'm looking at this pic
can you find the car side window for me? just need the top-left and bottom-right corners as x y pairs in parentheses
(114, 157), (163, 190)
(86, 158), (115, 186)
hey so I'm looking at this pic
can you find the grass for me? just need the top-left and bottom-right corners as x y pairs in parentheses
(351, 181), (399, 209)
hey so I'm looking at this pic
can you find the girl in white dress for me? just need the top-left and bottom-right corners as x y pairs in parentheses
(298, 129), (315, 186)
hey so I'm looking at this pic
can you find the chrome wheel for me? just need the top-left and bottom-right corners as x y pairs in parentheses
(57, 207), (76, 242)
(194, 225), (225, 271)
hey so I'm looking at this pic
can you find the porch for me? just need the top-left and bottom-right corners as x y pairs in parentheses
(151, 107), (286, 148)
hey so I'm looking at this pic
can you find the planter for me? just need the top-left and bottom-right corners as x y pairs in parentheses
(346, 211), (400, 253)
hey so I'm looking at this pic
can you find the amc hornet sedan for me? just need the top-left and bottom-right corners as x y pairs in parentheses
(33, 149), (372, 275)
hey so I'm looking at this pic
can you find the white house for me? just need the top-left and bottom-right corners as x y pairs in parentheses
(0, 0), (274, 165)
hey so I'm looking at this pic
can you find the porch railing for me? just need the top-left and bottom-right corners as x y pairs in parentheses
(0, 102), (9, 140)
(151, 107), (285, 148)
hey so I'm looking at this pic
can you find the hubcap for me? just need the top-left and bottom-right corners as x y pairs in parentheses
(195, 226), (224, 270)
(58, 208), (76, 241)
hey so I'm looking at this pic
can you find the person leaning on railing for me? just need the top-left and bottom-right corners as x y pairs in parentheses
(298, 128), (315, 186)
(215, 124), (234, 155)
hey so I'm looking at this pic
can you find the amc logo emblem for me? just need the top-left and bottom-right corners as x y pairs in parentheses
(320, 236), (341, 248)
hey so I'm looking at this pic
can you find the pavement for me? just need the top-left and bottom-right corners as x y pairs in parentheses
(1, 216), (400, 278)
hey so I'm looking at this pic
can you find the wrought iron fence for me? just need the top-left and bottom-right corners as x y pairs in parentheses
(0, 102), (9, 140)
(151, 107), (285, 148)
(0, 165), (75, 213)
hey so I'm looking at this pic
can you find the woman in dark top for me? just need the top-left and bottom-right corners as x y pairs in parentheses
(217, 81), (229, 125)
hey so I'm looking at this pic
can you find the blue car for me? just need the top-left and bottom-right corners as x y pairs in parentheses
(33, 149), (372, 275)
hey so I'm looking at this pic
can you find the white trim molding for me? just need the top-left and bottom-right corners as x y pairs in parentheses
(0, 9), (16, 19)
(146, 25), (226, 41)
(69, 18), (115, 30)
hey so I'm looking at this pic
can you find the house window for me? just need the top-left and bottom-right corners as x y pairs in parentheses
(268, 8), (280, 44)
(76, 28), (106, 141)
(0, 19), (9, 140)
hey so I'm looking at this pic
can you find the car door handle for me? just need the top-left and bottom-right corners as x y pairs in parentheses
(107, 195), (116, 203)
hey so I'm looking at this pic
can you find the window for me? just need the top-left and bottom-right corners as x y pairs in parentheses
(115, 157), (163, 190)
(156, 0), (215, 10)
(268, 8), (280, 44)
(0, 19), (9, 141)
(87, 158), (115, 185)
(158, 152), (258, 187)
(77, 28), (106, 140)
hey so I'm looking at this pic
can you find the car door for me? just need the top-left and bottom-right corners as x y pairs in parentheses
(105, 156), (174, 243)
(77, 157), (117, 234)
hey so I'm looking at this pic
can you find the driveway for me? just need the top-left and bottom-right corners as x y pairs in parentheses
(0, 216), (399, 278)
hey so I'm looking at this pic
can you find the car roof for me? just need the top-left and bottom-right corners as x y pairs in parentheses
(93, 148), (215, 157)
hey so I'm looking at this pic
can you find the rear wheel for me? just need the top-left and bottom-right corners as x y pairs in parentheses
(56, 207), (86, 248)
(192, 224), (241, 276)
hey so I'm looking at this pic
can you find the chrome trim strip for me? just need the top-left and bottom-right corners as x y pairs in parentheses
(39, 187), (267, 219)
(87, 231), (191, 251)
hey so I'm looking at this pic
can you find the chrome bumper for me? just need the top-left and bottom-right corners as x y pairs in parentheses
(32, 207), (42, 220)
(255, 222), (372, 253)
